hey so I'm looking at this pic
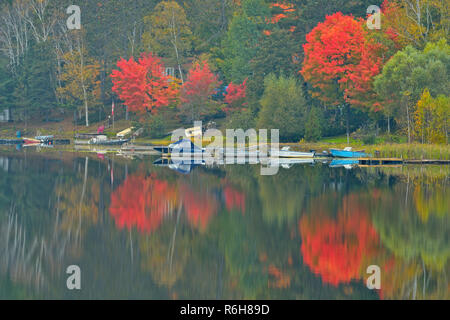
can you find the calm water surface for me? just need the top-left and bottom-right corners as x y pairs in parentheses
(0, 149), (449, 299)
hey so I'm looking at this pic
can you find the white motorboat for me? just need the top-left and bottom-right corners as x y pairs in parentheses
(270, 146), (315, 158)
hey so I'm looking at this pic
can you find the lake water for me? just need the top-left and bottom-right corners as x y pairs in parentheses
(0, 149), (449, 299)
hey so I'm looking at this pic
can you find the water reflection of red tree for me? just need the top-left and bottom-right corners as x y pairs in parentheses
(110, 174), (220, 233)
(299, 195), (379, 286)
(109, 174), (177, 233)
(223, 186), (246, 213)
(181, 186), (217, 231)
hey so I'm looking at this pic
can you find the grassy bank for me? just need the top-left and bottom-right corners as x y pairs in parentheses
(298, 141), (450, 160)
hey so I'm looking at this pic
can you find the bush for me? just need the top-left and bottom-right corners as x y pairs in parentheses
(228, 109), (256, 130)
(362, 134), (376, 145)
(146, 115), (166, 138)
(257, 74), (307, 142)
(304, 107), (323, 142)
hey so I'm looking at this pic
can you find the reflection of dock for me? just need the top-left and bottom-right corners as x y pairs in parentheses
(358, 158), (404, 166)
(404, 159), (450, 164)
(358, 158), (450, 166)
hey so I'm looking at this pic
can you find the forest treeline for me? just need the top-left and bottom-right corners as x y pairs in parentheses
(0, 0), (448, 143)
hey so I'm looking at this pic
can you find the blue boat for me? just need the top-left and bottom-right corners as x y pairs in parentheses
(330, 147), (370, 158)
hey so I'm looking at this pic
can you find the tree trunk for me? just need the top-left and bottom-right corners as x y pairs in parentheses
(83, 87), (89, 127)
(346, 104), (350, 144)
(387, 115), (390, 135)
(405, 100), (411, 144)
(77, 37), (89, 127)
(170, 9), (184, 84)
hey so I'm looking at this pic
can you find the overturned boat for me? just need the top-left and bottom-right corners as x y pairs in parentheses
(330, 147), (370, 158)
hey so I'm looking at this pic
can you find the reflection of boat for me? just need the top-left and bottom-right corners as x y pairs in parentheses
(0, 139), (24, 145)
(330, 147), (370, 158)
(263, 157), (315, 169)
(153, 158), (204, 174)
(329, 159), (359, 168)
(271, 146), (315, 158)
(23, 138), (41, 145)
(154, 154), (318, 174)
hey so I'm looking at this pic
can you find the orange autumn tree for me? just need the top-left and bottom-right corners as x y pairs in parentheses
(299, 194), (380, 286)
(263, 2), (296, 35)
(109, 174), (178, 233)
(111, 53), (179, 117)
(301, 12), (385, 142)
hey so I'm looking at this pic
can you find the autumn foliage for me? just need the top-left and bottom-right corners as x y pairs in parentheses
(111, 53), (179, 115)
(181, 61), (220, 104)
(179, 60), (221, 120)
(223, 78), (247, 113)
(301, 12), (384, 109)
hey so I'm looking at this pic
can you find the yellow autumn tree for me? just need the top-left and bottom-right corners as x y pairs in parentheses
(142, 1), (192, 83)
(384, 0), (449, 48)
(414, 88), (449, 144)
(57, 48), (101, 127)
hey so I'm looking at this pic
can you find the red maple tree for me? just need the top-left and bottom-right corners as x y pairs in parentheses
(300, 12), (384, 109)
(223, 78), (247, 113)
(180, 61), (221, 118)
(111, 53), (179, 115)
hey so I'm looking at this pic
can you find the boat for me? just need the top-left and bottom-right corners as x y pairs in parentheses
(75, 133), (104, 139)
(270, 146), (315, 158)
(88, 135), (129, 146)
(35, 135), (54, 141)
(330, 147), (370, 158)
(116, 127), (134, 138)
(155, 139), (204, 156)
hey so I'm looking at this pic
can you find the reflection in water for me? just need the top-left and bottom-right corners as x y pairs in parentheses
(299, 194), (380, 287)
(110, 174), (177, 233)
(0, 150), (448, 299)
